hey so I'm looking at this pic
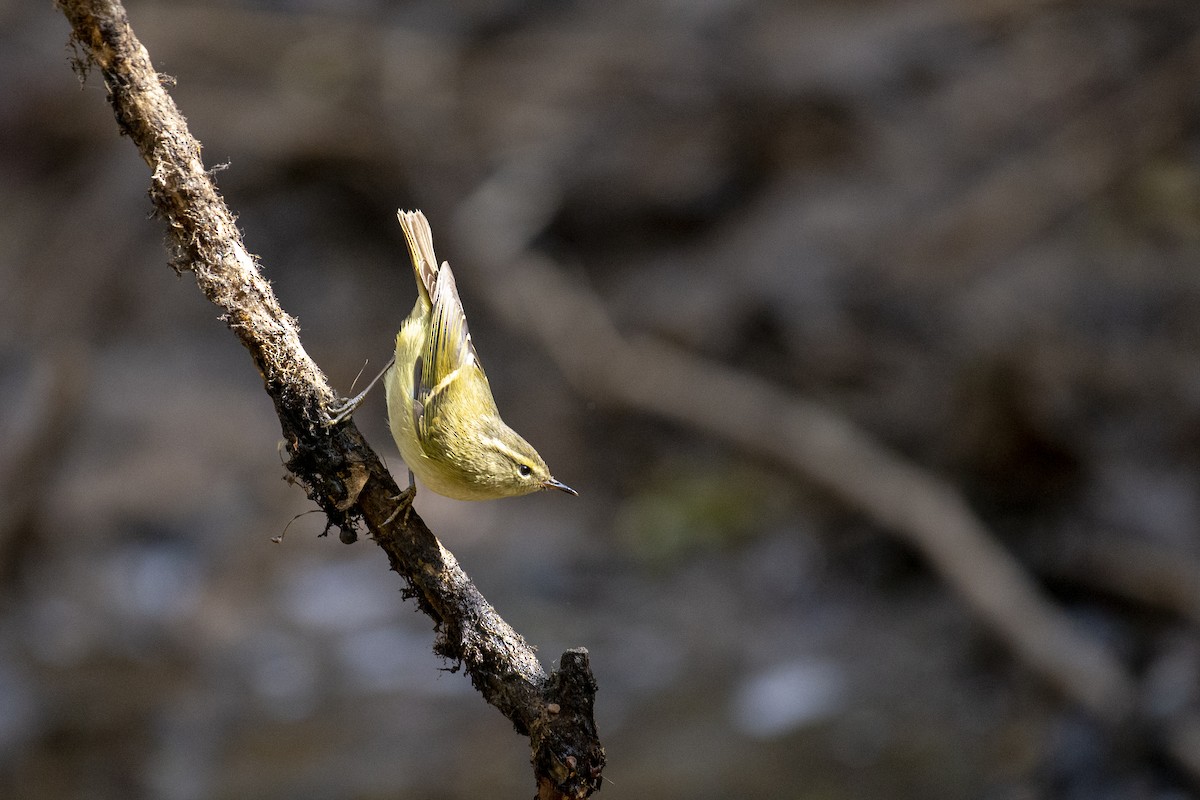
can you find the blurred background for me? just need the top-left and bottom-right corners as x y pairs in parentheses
(4, 0), (1200, 797)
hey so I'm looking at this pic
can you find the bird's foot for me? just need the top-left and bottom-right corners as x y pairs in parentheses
(325, 356), (396, 426)
(382, 484), (417, 527)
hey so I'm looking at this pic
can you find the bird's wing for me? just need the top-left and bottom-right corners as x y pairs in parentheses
(414, 260), (492, 442)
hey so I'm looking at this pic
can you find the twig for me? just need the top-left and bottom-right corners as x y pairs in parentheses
(52, 2), (604, 797)
(1036, 532), (1200, 627)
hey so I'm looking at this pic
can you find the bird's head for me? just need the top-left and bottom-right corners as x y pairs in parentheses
(476, 424), (577, 499)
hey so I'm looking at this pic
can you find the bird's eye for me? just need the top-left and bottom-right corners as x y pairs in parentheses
(518, 464), (532, 477)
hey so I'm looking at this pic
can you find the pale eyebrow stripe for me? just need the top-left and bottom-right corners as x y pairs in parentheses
(483, 435), (526, 464)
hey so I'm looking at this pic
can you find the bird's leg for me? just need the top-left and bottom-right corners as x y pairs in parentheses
(327, 356), (396, 425)
(382, 470), (417, 527)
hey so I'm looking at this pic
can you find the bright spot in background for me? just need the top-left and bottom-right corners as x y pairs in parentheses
(730, 660), (848, 739)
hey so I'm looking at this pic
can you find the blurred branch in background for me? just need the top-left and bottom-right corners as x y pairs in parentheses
(51, 1), (603, 797)
(878, 29), (1200, 284)
(0, 347), (88, 581)
(448, 153), (1200, 781)
(1040, 532), (1200, 628)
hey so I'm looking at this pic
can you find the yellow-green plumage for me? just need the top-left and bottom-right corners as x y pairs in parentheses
(384, 210), (575, 501)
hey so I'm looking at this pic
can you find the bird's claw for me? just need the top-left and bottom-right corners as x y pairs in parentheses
(326, 393), (366, 426)
(382, 485), (417, 527)
(325, 357), (396, 427)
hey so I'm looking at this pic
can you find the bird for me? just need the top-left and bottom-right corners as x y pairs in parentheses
(329, 209), (576, 505)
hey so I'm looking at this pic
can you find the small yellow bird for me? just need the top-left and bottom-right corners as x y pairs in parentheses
(331, 210), (576, 503)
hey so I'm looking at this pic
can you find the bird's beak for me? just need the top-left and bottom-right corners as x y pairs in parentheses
(542, 478), (579, 496)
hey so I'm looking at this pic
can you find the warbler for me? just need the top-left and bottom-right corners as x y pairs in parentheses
(331, 210), (576, 502)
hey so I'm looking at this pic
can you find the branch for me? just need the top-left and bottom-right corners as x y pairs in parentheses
(53, 2), (604, 797)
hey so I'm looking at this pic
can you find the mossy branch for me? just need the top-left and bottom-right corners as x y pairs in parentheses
(53, 2), (604, 796)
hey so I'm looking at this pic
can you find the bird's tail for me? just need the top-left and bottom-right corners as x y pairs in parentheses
(397, 209), (439, 306)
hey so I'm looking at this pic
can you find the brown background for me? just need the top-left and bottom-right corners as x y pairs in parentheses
(3, 1), (1200, 798)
